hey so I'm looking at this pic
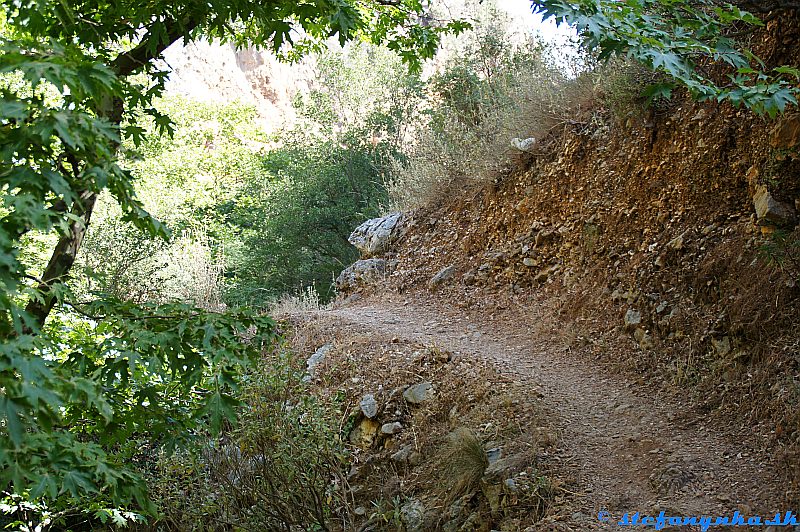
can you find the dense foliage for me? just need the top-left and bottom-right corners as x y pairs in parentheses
(227, 45), (420, 304)
(76, 99), (261, 309)
(148, 357), (350, 530)
(0, 301), (277, 529)
(535, 0), (800, 116)
(229, 135), (389, 304)
(75, 44), (420, 308)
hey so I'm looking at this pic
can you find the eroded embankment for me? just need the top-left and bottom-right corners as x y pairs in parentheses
(287, 309), (566, 531)
(331, 20), (800, 521)
(373, 98), (800, 504)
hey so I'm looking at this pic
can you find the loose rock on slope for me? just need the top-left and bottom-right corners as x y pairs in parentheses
(335, 258), (386, 292)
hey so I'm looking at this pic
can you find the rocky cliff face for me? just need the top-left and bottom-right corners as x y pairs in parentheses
(161, 40), (315, 130)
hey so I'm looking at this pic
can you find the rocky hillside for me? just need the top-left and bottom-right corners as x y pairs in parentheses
(337, 62), (800, 509)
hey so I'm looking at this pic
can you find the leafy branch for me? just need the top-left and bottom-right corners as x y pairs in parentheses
(535, 0), (800, 116)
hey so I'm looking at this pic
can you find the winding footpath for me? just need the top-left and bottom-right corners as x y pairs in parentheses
(327, 297), (790, 530)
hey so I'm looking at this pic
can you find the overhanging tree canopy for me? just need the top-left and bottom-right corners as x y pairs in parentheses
(536, 0), (800, 116)
(1, 0), (467, 333)
(0, 0), (466, 519)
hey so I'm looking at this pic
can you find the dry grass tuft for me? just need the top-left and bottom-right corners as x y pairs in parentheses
(593, 58), (673, 124)
(435, 427), (489, 501)
(269, 285), (329, 316)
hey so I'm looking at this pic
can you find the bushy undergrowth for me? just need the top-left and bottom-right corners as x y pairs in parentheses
(73, 43), (419, 309)
(269, 285), (328, 315)
(76, 99), (258, 309)
(0, 302), (277, 531)
(387, 15), (575, 210)
(226, 132), (390, 306)
(143, 354), (351, 531)
(224, 44), (419, 306)
(593, 58), (673, 124)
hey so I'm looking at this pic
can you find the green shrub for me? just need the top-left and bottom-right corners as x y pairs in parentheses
(0, 301), (277, 530)
(535, 0), (800, 117)
(225, 133), (389, 306)
(75, 98), (263, 307)
(223, 43), (423, 306)
(146, 354), (351, 531)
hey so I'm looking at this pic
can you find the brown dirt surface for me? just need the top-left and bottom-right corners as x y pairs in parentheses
(320, 20), (800, 528)
(366, 85), (800, 517)
(324, 293), (791, 529)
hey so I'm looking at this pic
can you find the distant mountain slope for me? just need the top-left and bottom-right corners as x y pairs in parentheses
(161, 40), (315, 130)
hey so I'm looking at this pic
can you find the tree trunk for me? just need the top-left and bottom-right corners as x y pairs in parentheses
(24, 17), (199, 329)
(25, 191), (97, 329)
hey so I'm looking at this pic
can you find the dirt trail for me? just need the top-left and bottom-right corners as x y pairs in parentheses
(327, 297), (788, 529)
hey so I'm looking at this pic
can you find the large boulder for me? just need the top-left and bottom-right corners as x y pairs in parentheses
(336, 258), (386, 292)
(348, 212), (404, 256)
